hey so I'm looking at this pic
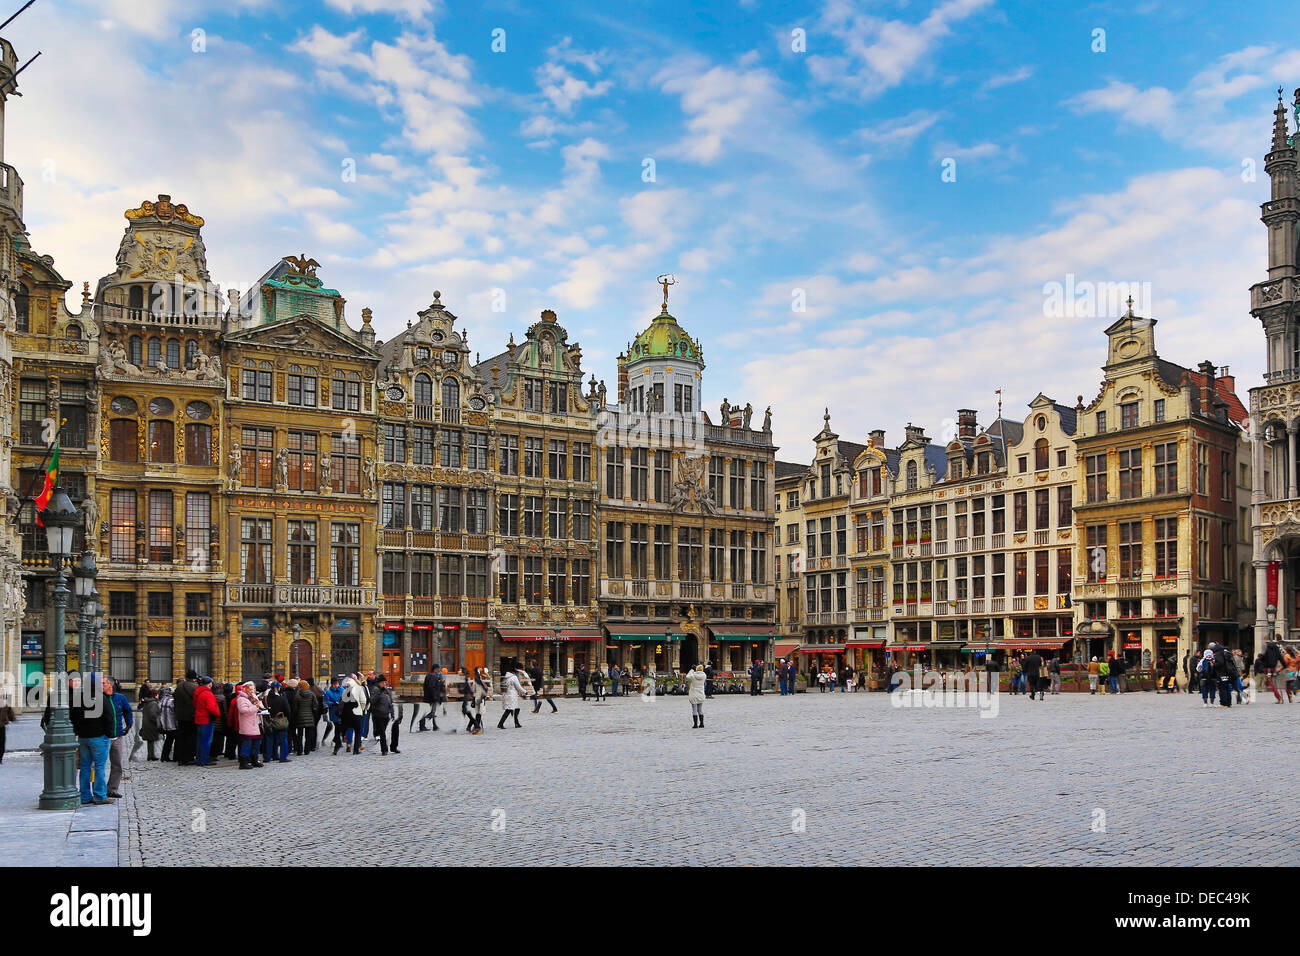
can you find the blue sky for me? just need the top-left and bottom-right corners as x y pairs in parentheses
(5, 0), (1296, 458)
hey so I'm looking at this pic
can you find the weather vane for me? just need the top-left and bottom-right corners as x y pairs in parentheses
(657, 273), (676, 310)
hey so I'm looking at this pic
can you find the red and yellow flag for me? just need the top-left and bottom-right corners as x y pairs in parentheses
(34, 441), (59, 527)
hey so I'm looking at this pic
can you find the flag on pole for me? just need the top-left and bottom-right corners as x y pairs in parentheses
(34, 440), (59, 527)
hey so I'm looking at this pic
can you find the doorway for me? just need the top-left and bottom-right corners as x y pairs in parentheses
(242, 635), (270, 682)
(289, 638), (314, 680)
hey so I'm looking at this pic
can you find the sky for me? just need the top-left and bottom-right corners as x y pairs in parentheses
(2, 0), (1296, 462)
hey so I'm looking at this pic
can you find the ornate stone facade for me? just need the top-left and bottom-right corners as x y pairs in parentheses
(475, 308), (600, 676)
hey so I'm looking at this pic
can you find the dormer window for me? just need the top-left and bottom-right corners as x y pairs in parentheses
(415, 346), (431, 361)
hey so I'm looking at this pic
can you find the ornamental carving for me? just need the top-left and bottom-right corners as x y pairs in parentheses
(383, 402), (406, 418)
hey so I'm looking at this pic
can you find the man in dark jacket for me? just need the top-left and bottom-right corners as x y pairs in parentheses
(419, 668), (444, 731)
(704, 661), (715, 699)
(529, 660), (557, 713)
(577, 664), (589, 701)
(1021, 651), (1043, 700)
(70, 676), (115, 805)
(748, 660), (763, 696)
(1213, 643), (1237, 708)
(984, 656), (1001, 694)
(1111, 655), (1127, 694)
(291, 680), (318, 754)
(173, 670), (198, 766)
(370, 675), (396, 755)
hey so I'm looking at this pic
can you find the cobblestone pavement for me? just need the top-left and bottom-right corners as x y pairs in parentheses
(122, 690), (1300, 866)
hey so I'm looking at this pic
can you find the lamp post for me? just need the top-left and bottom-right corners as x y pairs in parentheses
(434, 623), (444, 674)
(38, 485), (81, 810)
(291, 621), (301, 679)
(72, 549), (98, 677)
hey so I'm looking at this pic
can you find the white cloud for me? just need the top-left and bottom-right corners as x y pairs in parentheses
(808, 0), (995, 98)
(981, 65), (1034, 92)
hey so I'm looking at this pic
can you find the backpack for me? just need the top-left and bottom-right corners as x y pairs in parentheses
(1264, 642), (1283, 669)
(1099, 662), (1110, 677)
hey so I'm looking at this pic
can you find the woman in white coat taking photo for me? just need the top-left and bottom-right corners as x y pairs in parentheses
(497, 662), (525, 729)
(686, 662), (707, 728)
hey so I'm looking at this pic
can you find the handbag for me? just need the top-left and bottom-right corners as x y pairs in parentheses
(271, 713), (290, 732)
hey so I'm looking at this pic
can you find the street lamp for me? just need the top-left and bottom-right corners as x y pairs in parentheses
(38, 485), (81, 811)
(72, 549), (97, 677)
(291, 621), (301, 680)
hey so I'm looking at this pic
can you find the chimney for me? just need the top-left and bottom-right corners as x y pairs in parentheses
(904, 423), (926, 444)
(957, 408), (978, 440)
(617, 353), (628, 404)
(868, 428), (885, 449)
(1217, 365), (1234, 394)
(1197, 360), (1216, 416)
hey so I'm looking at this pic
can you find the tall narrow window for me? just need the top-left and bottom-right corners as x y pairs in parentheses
(148, 491), (173, 562)
(287, 520), (317, 585)
(110, 490), (137, 561)
(184, 423), (212, 466)
(331, 523), (361, 586)
(185, 492), (210, 570)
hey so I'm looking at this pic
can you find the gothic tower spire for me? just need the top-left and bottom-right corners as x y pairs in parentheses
(1253, 87), (1300, 373)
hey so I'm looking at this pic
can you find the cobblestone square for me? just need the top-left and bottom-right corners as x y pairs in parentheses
(120, 691), (1300, 866)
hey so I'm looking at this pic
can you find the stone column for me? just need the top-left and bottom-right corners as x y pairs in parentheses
(1288, 422), (1298, 499)
(1254, 558), (1272, 651)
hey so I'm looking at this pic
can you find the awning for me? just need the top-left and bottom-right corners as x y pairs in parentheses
(607, 625), (688, 640)
(990, 639), (1070, 650)
(708, 625), (776, 639)
(773, 640), (800, 656)
(801, 643), (846, 653)
(498, 627), (551, 641)
(555, 628), (602, 641)
(845, 639), (886, 648)
(886, 644), (927, 652)
(928, 640), (966, 649)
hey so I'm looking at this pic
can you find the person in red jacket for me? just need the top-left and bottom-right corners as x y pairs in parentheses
(193, 677), (221, 766)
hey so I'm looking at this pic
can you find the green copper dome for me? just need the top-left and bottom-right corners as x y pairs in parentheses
(628, 306), (702, 362)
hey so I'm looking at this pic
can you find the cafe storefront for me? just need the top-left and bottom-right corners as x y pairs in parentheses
(606, 624), (691, 674)
(846, 627), (887, 687)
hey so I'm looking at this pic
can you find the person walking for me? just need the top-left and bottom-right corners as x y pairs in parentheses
(1285, 646), (1300, 703)
(70, 676), (114, 805)
(131, 685), (161, 761)
(420, 667), (445, 731)
(776, 658), (787, 696)
(292, 675), (319, 755)
(173, 670), (198, 766)
(496, 665), (525, 729)
(1086, 657), (1100, 694)
(192, 676), (220, 766)
(748, 659), (763, 696)
(1198, 650), (1217, 707)
(529, 660), (558, 714)
(590, 666), (606, 701)
(470, 668), (491, 734)
(370, 674), (396, 755)
(1048, 656), (1061, 695)
(576, 664), (589, 701)
(1261, 640), (1285, 703)
(686, 662), (707, 728)
(1021, 651), (1043, 701)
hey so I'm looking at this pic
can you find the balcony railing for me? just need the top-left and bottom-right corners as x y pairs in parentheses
(1012, 597), (1027, 611)
(440, 406), (461, 425)
(631, 580), (649, 597)
(1034, 530), (1050, 545)
(991, 534), (1005, 549)
(107, 616), (136, 633)
(934, 541), (949, 555)
(183, 617), (212, 633)
(680, 582), (704, 600)
(731, 584), (747, 599)
(93, 299), (223, 329)
(413, 404), (436, 421)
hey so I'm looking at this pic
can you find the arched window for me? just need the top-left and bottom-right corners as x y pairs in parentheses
(414, 373), (433, 405)
(65, 323), (82, 340)
(1035, 438), (1049, 472)
(127, 285), (145, 312)
(129, 336), (142, 366)
(906, 460), (918, 491)
(147, 338), (161, 367)
(166, 339), (181, 369)
(442, 376), (460, 408)
(185, 340), (199, 368)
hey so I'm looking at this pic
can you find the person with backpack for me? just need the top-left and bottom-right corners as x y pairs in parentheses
(335, 674), (369, 755)
(1198, 650), (1217, 707)
(132, 685), (162, 761)
(420, 667), (445, 731)
(1100, 656), (1113, 694)
(1021, 651), (1043, 701)
(1211, 643), (1236, 708)
(590, 666), (606, 701)
(292, 675), (319, 754)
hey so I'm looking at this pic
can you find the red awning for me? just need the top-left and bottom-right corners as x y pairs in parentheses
(802, 644), (846, 653)
(886, 644), (927, 652)
(498, 627), (551, 641)
(555, 628), (601, 641)
(845, 639), (886, 648)
(773, 640), (800, 656)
